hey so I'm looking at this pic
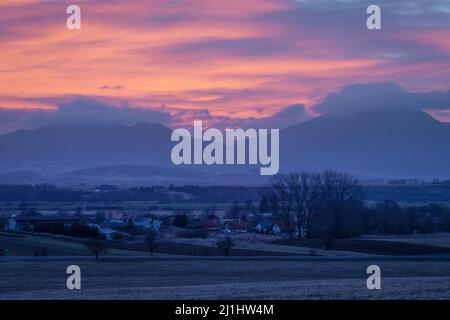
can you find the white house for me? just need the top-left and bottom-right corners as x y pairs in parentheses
(134, 217), (162, 232)
(5, 218), (17, 231)
(99, 228), (128, 240)
(256, 220), (272, 233)
(272, 223), (282, 236)
(261, 212), (273, 218)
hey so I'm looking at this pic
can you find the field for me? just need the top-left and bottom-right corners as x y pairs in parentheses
(0, 232), (148, 256)
(0, 258), (450, 299)
(363, 233), (450, 248)
(2, 227), (450, 300)
(273, 238), (450, 255)
(4, 230), (450, 257)
(0, 231), (307, 257)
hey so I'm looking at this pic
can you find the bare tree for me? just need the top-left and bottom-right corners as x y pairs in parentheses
(287, 173), (306, 239)
(85, 238), (107, 260)
(268, 174), (295, 239)
(145, 231), (158, 256)
(216, 237), (235, 256)
(321, 170), (362, 238)
(288, 172), (324, 239)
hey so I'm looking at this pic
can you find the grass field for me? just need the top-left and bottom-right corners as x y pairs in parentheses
(0, 259), (449, 299)
(363, 233), (450, 248)
(0, 232), (307, 257)
(0, 232), (148, 256)
(4, 230), (450, 257)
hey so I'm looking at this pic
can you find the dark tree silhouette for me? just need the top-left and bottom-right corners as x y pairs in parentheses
(268, 174), (295, 239)
(86, 238), (107, 260)
(258, 195), (270, 213)
(288, 172), (324, 239)
(172, 214), (189, 228)
(216, 237), (236, 256)
(145, 231), (158, 256)
(322, 170), (363, 238)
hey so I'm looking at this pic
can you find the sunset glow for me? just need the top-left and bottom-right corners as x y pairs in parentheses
(1, 0), (450, 128)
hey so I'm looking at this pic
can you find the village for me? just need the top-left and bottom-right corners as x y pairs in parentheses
(0, 203), (299, 257)
(2, 207), (291, 238)
(2, 179), (450, 257)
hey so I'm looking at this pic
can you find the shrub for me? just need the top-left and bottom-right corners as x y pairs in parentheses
(323, 237), (335, 250)
(111, 232), (125, 241)
(85, 238), (107, 260)
(216, 237), (236, 256)
(33, 222), (99, 238)
(172, 214), (189, 228)
(145, 231), (158, 256)
(40, 247), (49, 256)
(33, 247), (49, 256)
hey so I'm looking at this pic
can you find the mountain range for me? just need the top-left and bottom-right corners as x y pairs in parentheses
(0, 109), (449, 185)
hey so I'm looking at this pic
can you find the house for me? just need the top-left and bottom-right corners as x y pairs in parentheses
(5, 218), (17, 231)
(101, 220), (128, 229)
(223, 218), (248, 233)
(295, 223), (308, 239)
(201, 215), (223, 230)
(134, 217), (162, 232)
(255, 219), (287, 236)
(236, 210), (255, 221)
(271, 223), (282, 235)
(261, 212), (273, 218)
(99, 228), (129, 240)
(256, 219), (272, 234)
(271, 220), (290, 236)
(187, 218), (200, 229)
(119, 213), (133, 224)
(107, 211), (133, 222)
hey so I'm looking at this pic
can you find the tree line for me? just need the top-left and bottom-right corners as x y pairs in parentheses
(267, 171), (450, 239)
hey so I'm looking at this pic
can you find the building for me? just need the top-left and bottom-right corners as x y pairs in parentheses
(201, 215), (223, 230)
(256, 220), (272, 233)
(101, 220), (128, 229)
(99, 228), (128, 240)
(255, 219), (287, 236)
(133, 217), (163, 232)
(223, 218), (248, 233)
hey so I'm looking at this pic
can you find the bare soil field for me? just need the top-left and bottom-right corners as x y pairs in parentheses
(1, 259), (449, 299)
(274, 238), (450, 255)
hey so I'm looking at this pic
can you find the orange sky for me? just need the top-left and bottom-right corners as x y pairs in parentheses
(1, 0), (450, 122)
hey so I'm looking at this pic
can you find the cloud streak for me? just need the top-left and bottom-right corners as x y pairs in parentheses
(3, 81), (450, 135)
(0, 0), (449, 119)
(313, 82), (450, 115)
(0, 97), (313, 134)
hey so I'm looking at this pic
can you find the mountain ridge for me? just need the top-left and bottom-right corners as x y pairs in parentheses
(1, 109), (449, 183)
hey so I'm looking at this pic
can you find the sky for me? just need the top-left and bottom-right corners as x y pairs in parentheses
(0, 0), (450, 133)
